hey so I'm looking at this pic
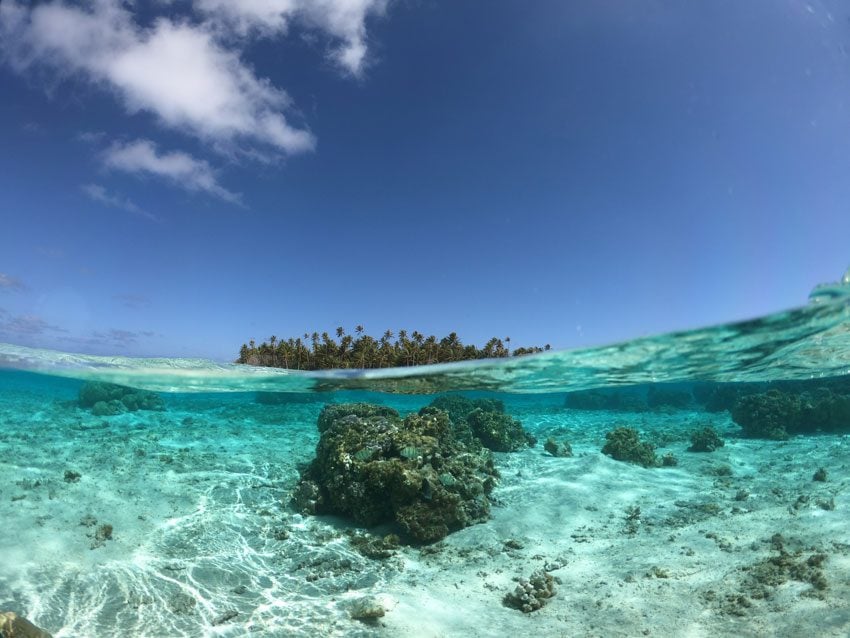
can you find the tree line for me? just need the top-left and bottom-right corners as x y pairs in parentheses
(236, 326), (551, 369)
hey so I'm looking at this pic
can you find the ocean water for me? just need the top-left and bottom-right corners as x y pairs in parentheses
(2, 284), (850, 636)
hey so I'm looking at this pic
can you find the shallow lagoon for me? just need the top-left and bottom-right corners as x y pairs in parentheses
(1, 291), (850, 637)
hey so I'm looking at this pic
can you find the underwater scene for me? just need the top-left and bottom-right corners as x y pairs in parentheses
(2, 282), (850, 637)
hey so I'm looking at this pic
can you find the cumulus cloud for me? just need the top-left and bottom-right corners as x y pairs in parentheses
(82, 183), (157, 220)
(103, 139), (242, 204)
(0, 273), (26, 291)
(196, 0), (389, 75)
(0, 0), (316, 154)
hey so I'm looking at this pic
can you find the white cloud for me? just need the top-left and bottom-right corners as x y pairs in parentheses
(103, 139), (242, 204)
(82, 183), (157, 220)
(302, 0), (389, 74)
(196, 0), (297, 37)
(196, 0), (388, 75)
(76, 130), (106, 144)
(0, 0), (315, 154)
(0, 273), (26, 291)
(113, 293), (151, 309)
(0, 313), (66, 336)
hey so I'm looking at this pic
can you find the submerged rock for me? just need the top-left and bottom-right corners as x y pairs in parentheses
(293, 403), (500, 543)
(346, 596), (386, 620)
(0, 612), (53, 638)
(78, 381), (164, 415)
(543, 437), (572, 457)
(211, 610), (238, 626)
(601, 427), (657, 468)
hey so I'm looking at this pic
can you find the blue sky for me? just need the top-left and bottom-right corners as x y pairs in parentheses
(1, 0), (850, 361)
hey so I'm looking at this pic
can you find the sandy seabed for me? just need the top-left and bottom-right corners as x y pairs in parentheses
(1, 378), (848, 638)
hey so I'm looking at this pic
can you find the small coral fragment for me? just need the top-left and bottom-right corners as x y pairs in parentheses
(503, 570), (557, 613)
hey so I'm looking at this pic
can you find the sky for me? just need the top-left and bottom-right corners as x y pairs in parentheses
(1, 0), (850, 361)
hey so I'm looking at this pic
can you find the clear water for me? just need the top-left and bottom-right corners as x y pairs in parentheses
(1, 282), (850, 637)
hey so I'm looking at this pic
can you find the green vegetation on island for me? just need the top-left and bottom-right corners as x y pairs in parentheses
(237, 327), (551, 369)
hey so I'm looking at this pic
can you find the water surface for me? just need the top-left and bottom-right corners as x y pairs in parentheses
(1, 284), (849, 637)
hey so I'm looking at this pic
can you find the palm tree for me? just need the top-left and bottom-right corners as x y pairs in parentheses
(238, 327), (547, 369)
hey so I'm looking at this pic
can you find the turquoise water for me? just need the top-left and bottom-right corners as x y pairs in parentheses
(1, 283), (850, 636)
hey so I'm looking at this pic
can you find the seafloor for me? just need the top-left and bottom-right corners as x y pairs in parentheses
(1, 372), (849, 637)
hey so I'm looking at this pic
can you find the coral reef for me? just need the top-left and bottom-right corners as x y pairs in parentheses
(693, 383), (748, 413)
(293, 403), (500, 543)
(731, 390), (799, 440)
(601, 427), (657, 467)
(77, 381), (164, 416)
(688, 426), (725, 452)
(466, 408), (535, 452)
(543, 437), (572, 457)
(255, 392), (327, 405)
(503, 570), (557, 613)
(732, 386), (850, 439)
(348, 532), (400, 560)
(316, 402), (399, 433)
(646, 386), (693, 410)
(798, 387), (850, 433)
(660, 452), (678, 467)
(742, 534), (828, 600)
(426, 395), (535, 452)
(429, 394), (504, 425)
(564, 388), (647, 412)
